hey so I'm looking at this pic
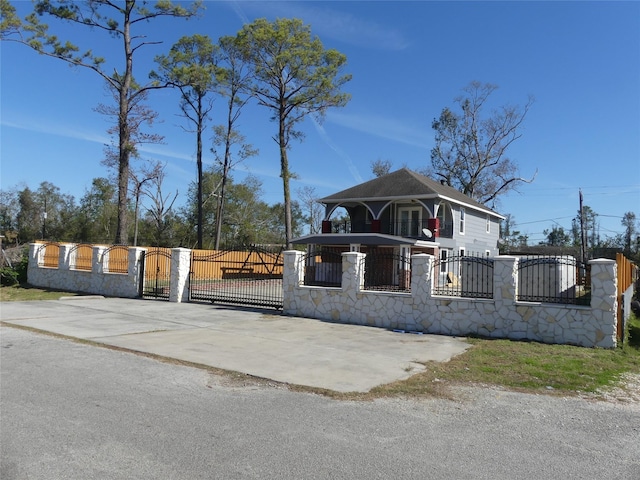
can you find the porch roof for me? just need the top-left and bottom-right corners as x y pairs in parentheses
(291, 233), (439, 248)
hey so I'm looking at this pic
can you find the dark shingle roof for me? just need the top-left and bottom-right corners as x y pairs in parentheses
(320, 168), (500, 215)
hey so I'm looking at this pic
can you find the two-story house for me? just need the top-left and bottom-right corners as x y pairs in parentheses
(292, 168), (504, 263)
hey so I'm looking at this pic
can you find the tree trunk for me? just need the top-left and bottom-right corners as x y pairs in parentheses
(114, 2), (134, 245)
(197, 96), (203, 249)
(279, 116), (292, 249)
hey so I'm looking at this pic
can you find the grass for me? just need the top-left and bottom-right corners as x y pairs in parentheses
(2, 283), (640, 400)
(0, 284), (82, 302)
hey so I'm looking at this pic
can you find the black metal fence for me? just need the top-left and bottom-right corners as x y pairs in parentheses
(301, 249), (343, 287)
(362, 250), (411, 292)
(517, 256), (591, 305)
(189, 245), (284, 309)
(141, 248), (172, 300)
(432, 254), (494, 299)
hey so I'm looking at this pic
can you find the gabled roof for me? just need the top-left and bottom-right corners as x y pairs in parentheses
(319, 168), (503, 218)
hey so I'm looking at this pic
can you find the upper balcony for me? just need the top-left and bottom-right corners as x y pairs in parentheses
(323, 219), (453, 239)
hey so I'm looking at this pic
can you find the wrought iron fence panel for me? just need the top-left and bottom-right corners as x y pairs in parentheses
(36, 243), (60, 268)
(301, 249), (343, 287)
(102, 245), (129, 274)
(433, 254), (494, 298)
(68, 243), (93, 271)
(189, 244), (284, 309)
(362, 251), (411, 292)
(142, 248), (172, 300)
(517, 255), (590, 305)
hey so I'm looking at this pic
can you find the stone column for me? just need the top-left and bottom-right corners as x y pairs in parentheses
(589, 258), (617, 348)
(494, 256), (524, 339)
(128, 247), (146, 298)
(493, 256), (518, 304)
(169, 248), (191, 303)
(342, 251), (364, 292)
(27, 243), (43, 286)
(411, 254), (432, 301)
(93, 246), (107, 274)
(59, 244), (72, 271)
(283, 250), (304, 313)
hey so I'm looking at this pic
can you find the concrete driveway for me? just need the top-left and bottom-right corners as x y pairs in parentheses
(0, 297), (469, 392)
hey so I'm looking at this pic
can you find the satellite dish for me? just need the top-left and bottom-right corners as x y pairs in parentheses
(422, 228), (433, 238)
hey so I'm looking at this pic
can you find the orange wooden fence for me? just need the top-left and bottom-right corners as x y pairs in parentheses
(616, 253), (638, 340)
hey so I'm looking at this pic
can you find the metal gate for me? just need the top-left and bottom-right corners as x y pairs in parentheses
(141, 248), (172, 300)
(190, 245), (284, 309)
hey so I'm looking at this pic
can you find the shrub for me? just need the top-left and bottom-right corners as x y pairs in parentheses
(0, 266), (19, 286)
(0, 247), (28, 286)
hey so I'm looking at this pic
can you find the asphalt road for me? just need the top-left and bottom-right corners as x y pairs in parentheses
(1, 326), (639, 480)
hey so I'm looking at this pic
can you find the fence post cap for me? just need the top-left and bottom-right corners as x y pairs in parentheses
(589, 258), (616, 265)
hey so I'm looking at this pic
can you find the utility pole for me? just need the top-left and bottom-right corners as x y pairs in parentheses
(579, 189), (586, 262)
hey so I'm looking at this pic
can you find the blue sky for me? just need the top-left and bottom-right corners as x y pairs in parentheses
(1, 0), (639, 243)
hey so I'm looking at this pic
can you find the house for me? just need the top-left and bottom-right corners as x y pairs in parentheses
(292, 169), (504, 286)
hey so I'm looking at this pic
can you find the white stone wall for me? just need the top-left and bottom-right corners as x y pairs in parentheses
(27, 243), (145, 299)
(283, 251), (618, 348)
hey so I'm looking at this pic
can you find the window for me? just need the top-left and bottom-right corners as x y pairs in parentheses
(486, 214), (490, 233)
(440, 249), (448, 273)
(459, 208), (465, 235)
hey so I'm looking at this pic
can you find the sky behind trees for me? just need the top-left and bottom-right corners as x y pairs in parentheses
(1, 0), (638, 244)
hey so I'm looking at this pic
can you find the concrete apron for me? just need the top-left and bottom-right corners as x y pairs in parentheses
(0, 297), (470, 393)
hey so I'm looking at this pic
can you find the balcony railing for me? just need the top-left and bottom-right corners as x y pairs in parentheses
(325, 219), (453, 238)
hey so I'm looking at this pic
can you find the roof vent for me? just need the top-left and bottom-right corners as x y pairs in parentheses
(440, 179), (446, 185)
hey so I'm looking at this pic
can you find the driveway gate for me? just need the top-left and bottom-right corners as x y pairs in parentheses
(141, 248), (172, 300)
(190, 245), (284, 309)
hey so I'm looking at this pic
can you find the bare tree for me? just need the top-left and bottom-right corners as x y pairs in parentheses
(296, 186), (323, 235)
(428, 81), (536, 207)
(142, 169), (179, 247)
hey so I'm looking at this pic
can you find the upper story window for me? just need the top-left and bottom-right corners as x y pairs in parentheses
(459, 208), (465, 235)
(486, 214), (490, 233)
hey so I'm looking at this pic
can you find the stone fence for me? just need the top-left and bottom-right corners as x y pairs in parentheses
(27, 243), (146, 299)
(283, 251), (618, 348)
(26, 243), (620, 348)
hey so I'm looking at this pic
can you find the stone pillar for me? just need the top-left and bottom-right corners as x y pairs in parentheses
(411, 254), (432, 301)
(59, 244), (72, 271)
(169, 248), (191, 303)
(494, 256), (523, 339)
(342, 251), (364, 292)
(27, 243), (42, 286)
(283, 250), (304, 313)
(128, 247), (146, 297)
(493, 256), (518, 304)
(589, 259), (617, 348)
(93, 246), (107, 274)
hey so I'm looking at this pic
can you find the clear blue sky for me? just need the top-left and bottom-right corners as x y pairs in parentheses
(1, 0), (639, 243)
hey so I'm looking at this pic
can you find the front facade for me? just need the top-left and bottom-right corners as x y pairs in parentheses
(292, 168), (504, 261)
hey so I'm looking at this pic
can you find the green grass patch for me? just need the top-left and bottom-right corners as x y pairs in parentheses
(0, 284), (81, 302)
(359, 331), (640, 400)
